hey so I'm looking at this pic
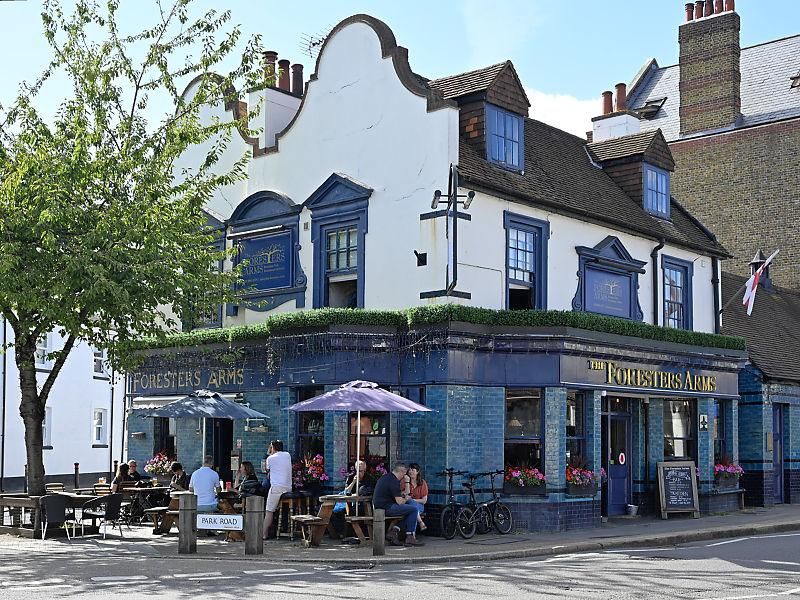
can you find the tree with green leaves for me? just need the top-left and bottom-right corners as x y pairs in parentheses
(0, 0), (268, 495)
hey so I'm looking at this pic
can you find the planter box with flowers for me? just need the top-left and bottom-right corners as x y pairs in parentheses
(566, 466), (604, 497)
(714, 463), (743, 490)
(292, 454), (330, 495)
(503, 466), (547, 495)
(144, 451), (173, 481)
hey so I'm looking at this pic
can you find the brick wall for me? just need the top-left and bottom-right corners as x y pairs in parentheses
(669, 118), (800, 287)
(125, 410), (155, 467)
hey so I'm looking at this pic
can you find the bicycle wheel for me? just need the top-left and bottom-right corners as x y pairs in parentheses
(475, 505), (492, 534)
(439, 504), (458, 540)
(456, 506), (476, 539)
(493, 502), (513, 534)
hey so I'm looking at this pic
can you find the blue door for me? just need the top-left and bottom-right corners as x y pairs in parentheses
(773, 405), (784, 503)
(603, 415), (631, 516)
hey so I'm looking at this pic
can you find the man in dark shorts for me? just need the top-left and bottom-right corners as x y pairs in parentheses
(372, 462), (424, 546)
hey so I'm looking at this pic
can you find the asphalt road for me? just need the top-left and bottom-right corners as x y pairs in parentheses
(2, 532), (800, 599)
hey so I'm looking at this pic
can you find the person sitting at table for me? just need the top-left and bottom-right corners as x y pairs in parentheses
(169, 462), (189, 491)
(263, 440), (292, 540)
(128, 460), (151, 483)
(110, 463), (132, 493)
(189, 455), (221, 514)
(344, 460), (376, 496)
(236, 461), (263, 497)
(372, 461), (424, 547)
(405, 463), (428, 532)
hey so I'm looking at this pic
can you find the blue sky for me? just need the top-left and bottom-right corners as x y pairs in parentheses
(2, 0), (799, 135)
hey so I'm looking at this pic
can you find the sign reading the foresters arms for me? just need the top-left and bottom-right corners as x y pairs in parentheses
(589, 360), (717, 393)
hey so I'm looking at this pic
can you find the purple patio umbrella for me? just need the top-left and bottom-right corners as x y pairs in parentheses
(288, 381), (432, 509)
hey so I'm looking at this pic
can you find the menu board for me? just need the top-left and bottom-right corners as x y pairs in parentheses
(657, 461), (699, 519)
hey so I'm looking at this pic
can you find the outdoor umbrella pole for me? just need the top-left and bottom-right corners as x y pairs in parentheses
(355, 409), (361, 517)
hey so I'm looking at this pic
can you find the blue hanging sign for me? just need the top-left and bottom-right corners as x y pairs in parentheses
(238, 232), (293, 291)
(584, 267), (631, 318)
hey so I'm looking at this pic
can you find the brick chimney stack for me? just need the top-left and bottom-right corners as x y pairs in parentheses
(678, 0), (741, 135)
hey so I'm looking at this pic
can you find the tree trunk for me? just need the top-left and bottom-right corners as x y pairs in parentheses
(17, 350), (45, 496)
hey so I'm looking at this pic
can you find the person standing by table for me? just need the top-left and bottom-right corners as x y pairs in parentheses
(189, 455), (221, 513)
(262, 440), (292, 539)
(372, 462), (424, 547)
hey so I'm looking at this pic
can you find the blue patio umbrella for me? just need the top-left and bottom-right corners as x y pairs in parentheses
(288, 381), (431, 509)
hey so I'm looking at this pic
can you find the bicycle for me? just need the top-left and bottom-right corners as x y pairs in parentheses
(437, 468), (472, 540)
(456, 470), (513, 538)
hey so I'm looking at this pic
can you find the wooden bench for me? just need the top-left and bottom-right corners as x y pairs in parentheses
(344, 515), (404, 543)
(143, 506), (169, 531)
(291, 514), (327, 547)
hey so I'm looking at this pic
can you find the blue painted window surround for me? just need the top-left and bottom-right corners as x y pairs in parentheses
(644, 163), (670, 218)
(487, 103), (524, 171)
(662, 255), (693, 330)
(504, 212), (548, 310)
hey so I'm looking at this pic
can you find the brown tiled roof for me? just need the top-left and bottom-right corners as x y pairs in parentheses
(457, 118), (728, 256)
(587, 130), (661, 163)
(722, 272), (800, 382)
(427, 62), (508, 99)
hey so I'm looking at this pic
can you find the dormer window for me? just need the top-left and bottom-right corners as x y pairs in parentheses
(487, 103), (523, 171)
(644, 163), (670, 219)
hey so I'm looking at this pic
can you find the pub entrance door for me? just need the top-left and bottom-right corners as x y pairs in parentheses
(602, 397), (632, 516)
(212, 418), (234, 484)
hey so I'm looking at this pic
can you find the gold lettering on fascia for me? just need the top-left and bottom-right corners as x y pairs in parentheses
(133, 368), (244, 391)
(588, 360), (717, 393)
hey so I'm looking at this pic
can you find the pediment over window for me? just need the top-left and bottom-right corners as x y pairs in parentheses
(229, 191), (300, 229)
(574, 236), (647, 273)
(304, 173), (373, 215)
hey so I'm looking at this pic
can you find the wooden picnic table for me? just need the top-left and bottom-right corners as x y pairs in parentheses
(295, 495), (373, 547)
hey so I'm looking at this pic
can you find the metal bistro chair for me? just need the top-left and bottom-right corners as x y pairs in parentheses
(93, 483), (112, 496)
(80, 493), (124, 539)
(40, 494), (77, 541)
(45, 483), (65, 493)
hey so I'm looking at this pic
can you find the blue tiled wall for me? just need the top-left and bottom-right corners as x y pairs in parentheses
(544, 387), (567, 494)
(126, 410), (154, 466)
(698, 397), (714, 493)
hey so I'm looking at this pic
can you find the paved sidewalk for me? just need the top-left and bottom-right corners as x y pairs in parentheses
(1, 505), (798, 565)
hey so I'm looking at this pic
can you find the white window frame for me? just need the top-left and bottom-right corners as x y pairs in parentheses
(93, 408), (108, 445)
(35, 334), (50, 368)
(42, 406), (53, 448)
(93, 347), (106, 376)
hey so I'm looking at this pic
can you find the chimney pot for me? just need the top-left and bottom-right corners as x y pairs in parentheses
(695, 1), (704, 19)
(704, 0), (714, 16)
(291, 63), (304, 96)
(601, 91), (613, 115)
(724, 0), (734, 11)
(263, 50), (278, 85)
(685, 2), (695, 21)
(614, 83), (627, 112)
(278, 59), (290, 91)
(714, 0), (723, 13)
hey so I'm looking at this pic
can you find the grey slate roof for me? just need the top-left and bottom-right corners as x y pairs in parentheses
(427, 62), (508, 99)
(628, 34), (800, 141)
(722, 272), (800, 383)
(457, 118), (727, 256)
(587, 130), (662, 163)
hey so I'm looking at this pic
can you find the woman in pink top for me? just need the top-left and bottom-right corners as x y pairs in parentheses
(405, 463), (428, 531)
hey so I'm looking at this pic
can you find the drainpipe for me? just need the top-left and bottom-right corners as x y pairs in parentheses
(1, 317), (6, 492)
(651, 239), (666, 326)
(109, 369), (115, 478)
(712, 257), (721, 334)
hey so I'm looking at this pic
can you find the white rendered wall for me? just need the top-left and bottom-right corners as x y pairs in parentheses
(0, 320), (125, 481)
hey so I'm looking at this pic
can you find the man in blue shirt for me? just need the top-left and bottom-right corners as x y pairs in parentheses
(372, 462), (424, 546)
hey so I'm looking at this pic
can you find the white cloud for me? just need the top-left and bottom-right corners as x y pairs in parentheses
(525, 88), (597, 139)
(462, 0), (543, 66)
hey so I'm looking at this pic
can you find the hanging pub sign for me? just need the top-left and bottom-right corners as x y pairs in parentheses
(657, 461), (699, 519)
(584, 268), (631, 318)
(237, 232), (293, 291)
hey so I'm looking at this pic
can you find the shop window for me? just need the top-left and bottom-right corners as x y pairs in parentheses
(504, 212), (548, 310)
(662, 256), (693, 330)
(486, 103), (524, 171)
(644, 163), (670, 219)
(713, 399), (726, 464)
(504, 389), (543, 471)
(349, 412), (389, 474)
(566, 391), (585, 465)
(664, 399), (696, 461)
(153, 417), (176, 459)
(297, 412), (325, 459)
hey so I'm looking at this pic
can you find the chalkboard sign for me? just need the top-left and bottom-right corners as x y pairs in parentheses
(657, 461), (699, 519)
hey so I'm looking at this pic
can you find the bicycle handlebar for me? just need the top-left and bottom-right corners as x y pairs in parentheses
(438, 469), (467, 476)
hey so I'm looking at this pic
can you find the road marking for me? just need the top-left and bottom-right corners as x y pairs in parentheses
(706, 537), (749, 547)
(763, 561), (800, 567)
(91, 575), (149, 582)
(697, 587), (800, 600)
(2, 584), (73, 590)
(2, 578), (65, 586)
(172, 572), (222, 579)
(605, 548), (675, 553)
(242, 569), (299, 575)
(187, 575), (239, 581)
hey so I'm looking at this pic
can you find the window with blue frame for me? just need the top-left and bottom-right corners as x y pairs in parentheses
(487, 103), (524, 171)
(324, 224), (359, 308)
(504, 212), (548, 310)
(662, 256), (693, 330)
(644, 164), (670, 218)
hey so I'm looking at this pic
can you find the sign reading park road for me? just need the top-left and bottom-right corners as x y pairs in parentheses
(196, 514), (243, 531)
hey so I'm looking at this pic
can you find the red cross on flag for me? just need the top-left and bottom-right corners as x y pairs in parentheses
(742, 249), (779, 315)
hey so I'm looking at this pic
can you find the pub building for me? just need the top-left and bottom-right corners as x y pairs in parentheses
(125, 14), (746, 531)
